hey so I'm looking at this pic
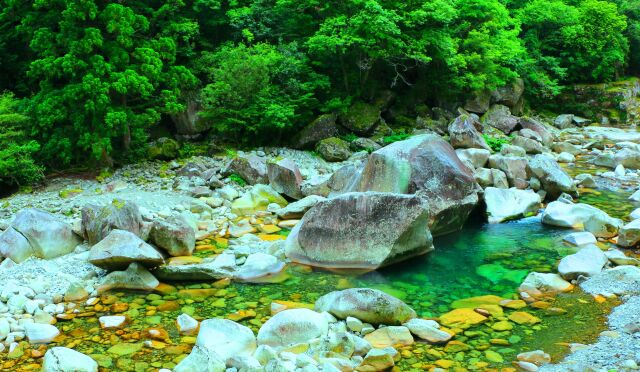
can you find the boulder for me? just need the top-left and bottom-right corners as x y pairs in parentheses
(291, 113), (340, 149)
(267, 159), (304, 200)
(481, 104), (520, 134)
(594, 148), (640, 169)
(7, 209), (80, 261)
(257, 308), (329, 348)
(42, 347), (98, 372)
(492, 78), (525, 109)
(558, 244), (608, 280)
(518, 272), (572, 297)
(542, 201), (623, 238)
(554, 114), (574, 129)
(82, 201), (145, 245)
(224, 155), (268, 185)
(173, 345), (225, 372)
(149, 215), (195, 257)
(196, 319), (257, 361)
(171, 100), (208, 135)
(484, 187), (541, 223)
(315, 288), (416, 325)
(501, 144), (526, 157)
(512, 136), (545, 154)
(350, 137), (382, 153)
(518, 128), (543, 143)
(89, 229), (164, 270)
(316, 137), (352, 162)
(488, 154), (529, 189)
(340, 102), (381, 135)
(231, 184), (288, 216)
(448, 114), (490, 150)
(275, 195), (326, 219)
(147, 137), (180, 160)
(25, 323), (60, 343)
(464, 90), (492, 113)
(364, 326), (414, 348)
(284, 192), (433, 270)
(552, 142), (582, 155)
(98, 263), (159, 292)
(618, 219), (640, 247)
(528, 154), (577, 198)
(356, 134), (479, 236)
(456, 148), (491, 169)
(563, 232), (597, 246)
(520, 118), (554, 147)
(403, 319), (451, 344)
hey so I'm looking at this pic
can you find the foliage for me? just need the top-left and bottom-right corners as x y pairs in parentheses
(0, 92), (43, 188)
(483, 134), (511, 152)
(382, 133), (412, 145)
(229, 173), (247, 186)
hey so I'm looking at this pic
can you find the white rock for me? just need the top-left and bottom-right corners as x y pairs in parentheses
(174, 344), (225, 372)
(563, 232), (597, 246)
(403, 318), (451, 343)
(196, 319), (257, 362)
(42, 347), (98, 372)
(99, 315), (127, 329)
(518, 272), (572, 297)
(346, 316), (364, 333)
(257, 308), (329, 348)
(517, 350), (551, 365)
(630, 189), (640, 201)
(0, 318), (9, 340)
(176, 313), (199, 335)
(605, 249), (640, 266)
(615, 164), (626, 176)
(542, 201), (622, 238)
(558, 245), (608, 280)
(484, 187), (541, 223)
(24, 323), (60, 343)
(558, 152), (575, 163)
(631, 208), (640, 220)
(617, 219), (640, 247)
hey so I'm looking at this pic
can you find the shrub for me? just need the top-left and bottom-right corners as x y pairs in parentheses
(483, 134), (511, 152)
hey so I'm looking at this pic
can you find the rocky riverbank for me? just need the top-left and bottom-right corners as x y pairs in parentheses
(2, 104), (640, 370)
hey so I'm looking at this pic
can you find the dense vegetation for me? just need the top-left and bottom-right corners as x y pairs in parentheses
(0, 0), (638, 189)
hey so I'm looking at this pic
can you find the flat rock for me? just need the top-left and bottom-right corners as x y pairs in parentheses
(25, 323), (60, 344)
(89, 229), (164, 270)
(563, 232), (597, 246)
(484, 187), (540, 223)
(558, 245), (608, 280)
(364, 326), (414, 348)
(315, 288), (416, 325)
(43, 347), (98, 372)
(542, 201), (622, 238)
(196, 319), (256, 361)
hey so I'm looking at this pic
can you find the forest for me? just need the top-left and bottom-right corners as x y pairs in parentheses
(0, 0), (638, 189)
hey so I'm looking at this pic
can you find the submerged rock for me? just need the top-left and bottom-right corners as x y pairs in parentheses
(315, 288), (416, 325)
(484, 187), (541, 223)
(355, 134), (479, 236)
(284, 192), (432, 270)
(231, 185), (288, 216)
(542, 201), (623, 238)
(89, 229), (164, 270)
(364, 326), (414, 348)
(558, 245), (608, 280)
(257, 308), (329, 348)
(42, 347), (98, 372)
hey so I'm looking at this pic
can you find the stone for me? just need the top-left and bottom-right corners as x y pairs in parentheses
(518, 272), (572, 297)
(233, 253), (285, 281)
(24, 323), (59, 343)
(464, 90), (492, 113)
(575, 173), (596, 187)
(340, 102), (381, 135)
(558, 152), (575, 163)
(512, 136), (546, 154)
(618, 219), (640, 247)
(82, 201), (145, 245)
(484, 187), (541, 223)
(257, 308), (329, 348)
(170, 100), (208, 135)
(347, 317), (364, 333)
(0, 227), (34, 263)
(350, 137), (382, 153)
(196, 319), (256, 361)
(99, 263), (159, 292)
(448, 114), (490, 150)
(224, 155), (268, 185)
(42, 347), (98, 372)
(231, 184), (288, 216)
(554, 114), (574, 129)
(605, 249), (640, 266)
(364, 326), (414, 348)
(291, 113), (340, 149)
(173, 345), (225, 372)
(528, 154), (577, 198)
(481, 104), (520, 134)
(488, 154), (529, 189)
(508, 311), (541, 325)
(0, 318), (9, 341)
(285, 192), (432, 270)
(558, 245), (608, 280)
(451, 295), (504, 308)
(8, 209), (80, 260)
(357, 347), (397, 371)
(520, 117), (554, 146)
(267, 158), (304, 199)
(150, 215), (195, 257)
(553, 142), (582, 155)
(492, 78), (525, 109)
(315, 288), (417, 325)
(517, 350), (551, 365)
(355, 134), (479, 236)
(99, 316), (127, 329)
(456, 148), (491, 169)
(147, 137), (180, 160)
(403, 319), (451, 344)
(542, 201), (623, 238)
(276, 195), (326, 219)
(177, 313), (199, 335)
(316, 137), (353, 162)
(491, 321), (513, 331)
(563, 232), (597, 246)
(501, 144), (526, 157)
(439, 308), (487, 329)
(89, 229), (164, 270)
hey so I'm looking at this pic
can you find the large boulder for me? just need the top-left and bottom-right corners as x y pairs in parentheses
(448, 114), (490, 150)
(492, 78), (525, 109)
(4, 209), (81, 261)
(356, 134), (479, 236)
(267, 159), (304, 200)
(43, 347), (98, 372)
(231, 185), (288, 216)
(316, 137), (352, 162)
(340, 102), (381, 135)
(148, 137), (180, 160)
(464, 90), (492, 113)
(481, 104), (520, 134)
(484, 187), (541, 223)
(173, 345), (225, 372)
(488, 154), (529, 189)
(315, 288), (417, 325)
(456, 148), (491, 170)
(223, 155), (268, 185)
(82, 201), (145, 245)
(291, 113), (340, 149)
(196, 319), (257, 362)
(89, 229), (164, 270)
(149, 215), (195, 257)
(528, 154), (577, 198)
(518, 272), (572, 297)
(618, 219), (640, 247)
(257, 309), (329, 348)
(98, 263), (159, 292)
(511, 136), (545, 154)
(284, 192), (433, 270)
(554, 114), (574, 129)
(558, 244), (608, 280)
(519, 118), (554, 147)
(542, 201), (623, 238)
(275, 195), (326, 219)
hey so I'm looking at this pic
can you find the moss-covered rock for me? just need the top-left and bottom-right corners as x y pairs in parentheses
(316, 137), (352, 162)
(148, 137), (180, 160)
(340, 102), (381, 135)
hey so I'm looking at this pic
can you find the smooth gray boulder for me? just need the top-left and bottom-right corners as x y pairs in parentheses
(542, 201), (622, 238)
(512, 135), (545, 154)
(315, 288), (417, 325)
(356, 134), (479, 236)
(82, 201), (145, 245)
(173, 345), (225, 372)
(291, 113), (339, 149)
(481, 104), (520, 134)
(558, 245), (608, 280)
(563, 232), (597, 246)
(89, 229), (164, 270)
(456, 148), (491, 169)
(448, 114), (490, 150)
(0, 227), (34, 263)
(149, 215), (195, 257)
(267, 158), (304, 200)
(257, 309), (329, 348)
(98, 263), (159, 292)
(284, 192), (433, 270)
(484, 187), (541, 223)
(554, 114), (574, 129)
(488, 154), (529, 189)
(276, 195), (326, 219)
(196, 319), (257, 362)
(520, 118), (554, 147)
(42, 347), (98, 372)
(528, 154), (576, 198)
(223, 154), (268, 185)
